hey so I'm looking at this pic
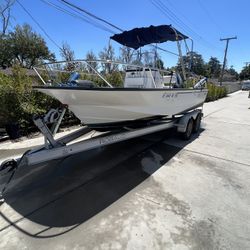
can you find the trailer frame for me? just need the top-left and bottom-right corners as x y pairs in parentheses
(0, 108), (203, 198)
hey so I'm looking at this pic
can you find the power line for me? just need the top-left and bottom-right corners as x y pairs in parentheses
(197, 0), (225, 34)
(151, 0), (222, 52)
(153, 0), (219, 50)
(55, 0), (116, 33)
(59, 0), (123, 32)
(45, 0), (180, 58)
(152, 0), (198, 38)
(40, 0), (115, 34)
(19, 0), (181, 59)
(163, 0), (201, 31)
(156, 46), (179, 57)
(56, 0), (116, 33)
(16, 0), (62, 50)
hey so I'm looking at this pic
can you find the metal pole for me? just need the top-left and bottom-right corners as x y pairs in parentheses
(170, 26), (187, 83)
(219, 36), (237, 86)
(190, 39), (194, 73)
(33, 67), (47, 85)
(176, 40), (186, 82)
(154, 43), (158, 68)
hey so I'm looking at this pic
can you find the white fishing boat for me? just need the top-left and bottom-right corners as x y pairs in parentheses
(0, 25), (209, 193)
(34, 25), (208, 129)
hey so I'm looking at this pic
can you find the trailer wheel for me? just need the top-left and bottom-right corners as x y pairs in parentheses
(181, 118), (194, 140)
(193, 113), (202, 133)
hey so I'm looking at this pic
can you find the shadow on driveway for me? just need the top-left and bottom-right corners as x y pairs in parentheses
(0, 128), (204, 238)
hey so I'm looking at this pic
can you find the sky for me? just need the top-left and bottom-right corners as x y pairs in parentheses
(9, 0), (250, 72)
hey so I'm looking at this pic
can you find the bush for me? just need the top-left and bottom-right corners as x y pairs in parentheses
(0, 65), (65, 135)
(206, 82), (227, 102)
(106, 71), (123, 87)
(183, 78), (227, 102)
(0, 66), (30, 126)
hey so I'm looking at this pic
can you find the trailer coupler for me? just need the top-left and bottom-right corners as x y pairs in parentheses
(0, 158), (18, 202)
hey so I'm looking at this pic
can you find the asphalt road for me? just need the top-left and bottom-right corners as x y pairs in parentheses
(0, 91), (250, 250)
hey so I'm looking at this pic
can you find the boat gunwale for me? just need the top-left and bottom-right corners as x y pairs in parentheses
(33, 86), (208, 92)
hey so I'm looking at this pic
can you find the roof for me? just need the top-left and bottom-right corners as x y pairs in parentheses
(0, 68), (37, 76)
(110, 25), (188, 50)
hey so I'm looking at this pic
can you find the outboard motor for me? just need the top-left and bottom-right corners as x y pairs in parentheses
(194, 77), (207, 89)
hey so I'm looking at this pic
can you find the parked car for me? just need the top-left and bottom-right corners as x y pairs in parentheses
(242, 81), (250, 90)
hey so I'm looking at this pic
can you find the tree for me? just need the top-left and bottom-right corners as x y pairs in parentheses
(119, 46), (133, 64)
(207, 57), (221, 78)
(99, 43), (117, 73)
(149, 47), (162, 68)
(132, 50), (143, 65)
(142, 50), (153, 67)
(85, 50), (98, 73)
(60, 42), (75, 61)
(155, 58), (164, 69)
(141, 48), (162, 68)
(0, 65), (32, 126)
(177, 51), (206, 76)
(226, 65), (238, 79)
(0, 34), (13, 68)
(239, 65), (250, 80)
(0, 0), (14, 35)
(8, 24), (55, 68)
(0, 65), (61, 136)
(60, 42), (76, 71)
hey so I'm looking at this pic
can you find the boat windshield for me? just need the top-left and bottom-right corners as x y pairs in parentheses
(33, 60), (177, 89)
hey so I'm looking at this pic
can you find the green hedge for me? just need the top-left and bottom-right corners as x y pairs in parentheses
(206, 83), (227, 102)
(0, 65), (79, 135)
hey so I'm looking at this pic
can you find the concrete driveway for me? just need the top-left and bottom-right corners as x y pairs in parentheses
(0, 91), (249, 250)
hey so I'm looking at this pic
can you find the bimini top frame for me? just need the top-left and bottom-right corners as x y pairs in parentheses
(110, 24), (192, 81)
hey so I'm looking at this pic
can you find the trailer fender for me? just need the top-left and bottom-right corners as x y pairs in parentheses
(176, 110), (202, 133)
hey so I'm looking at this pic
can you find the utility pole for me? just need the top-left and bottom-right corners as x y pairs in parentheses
(219, 36), (237, 86)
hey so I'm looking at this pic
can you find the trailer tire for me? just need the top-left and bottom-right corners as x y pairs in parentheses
(193, 113), (202, 133)
(181, 118), (194, 140)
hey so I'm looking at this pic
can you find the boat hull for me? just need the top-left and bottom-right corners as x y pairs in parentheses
(35, 87), (208, 126)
